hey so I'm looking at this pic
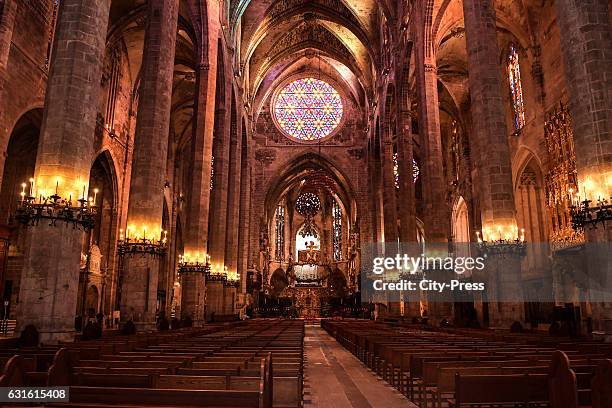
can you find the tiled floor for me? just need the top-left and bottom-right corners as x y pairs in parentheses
(303, 326), (417, 407)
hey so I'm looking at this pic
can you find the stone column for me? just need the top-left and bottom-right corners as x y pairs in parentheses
(121, 0), (178, 330)
(0, 0), (18, 184)
(555, 0), (612, 188)
(180, 55), (218, 323)
(208, 99), (231, 268)
(463, 0), (522, 327)
(381, 138), (398, 244)
(396, 89), (420, 317)
(368, 139), (384, 242)
(415, 60), (448, 243)
(0, 0), (16, 68)
(414, 4), (452, 322)
(555, 0), (612, 327)
(396, 107), (417, 243)
(17, 0), (111, 343)
(237, 124), (252, 293)
(206, 277), (224, 321)
(225, 104), (242, 277)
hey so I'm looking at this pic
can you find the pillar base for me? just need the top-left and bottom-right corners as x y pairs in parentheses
(17, 224), (82, 346)
(119, 254), (160, 329)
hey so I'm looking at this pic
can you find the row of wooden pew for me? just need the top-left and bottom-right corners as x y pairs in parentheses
(1, 319), (305, 407)
(322, 319), (612, 408)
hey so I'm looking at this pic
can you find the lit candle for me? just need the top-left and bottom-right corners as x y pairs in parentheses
(143, 225), (147, 240)
(120, 228), (124, 240)
(55, 178), (59, 196)
(20, 191), (25, 204)
(520, 228), (525, 242)
(82, 184), (86, 200)
(93, 188), (98, 204)
(126, 227), (130, 239)
(29, 178), (34, 197)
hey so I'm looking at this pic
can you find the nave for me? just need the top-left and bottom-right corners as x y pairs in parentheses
(1, 318), (611, 407)
(304, 325), (413, 408)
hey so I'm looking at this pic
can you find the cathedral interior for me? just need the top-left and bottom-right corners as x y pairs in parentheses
(0, 0), (611, 406)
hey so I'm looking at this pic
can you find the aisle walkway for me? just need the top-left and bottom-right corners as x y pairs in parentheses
(303, 326), (416, 408)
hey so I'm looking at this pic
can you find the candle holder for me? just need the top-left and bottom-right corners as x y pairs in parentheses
(569, 197), (612, 230)
(14, 181), (97, 230)
(206, 265), (229, 282)
(117, 236), (167, 257)
(178, 254), (211, 275)
(476, 229), (527, 256)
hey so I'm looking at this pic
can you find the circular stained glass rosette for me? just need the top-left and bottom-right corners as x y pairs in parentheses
(295, 192), (321, 216)
(274, 78), (343, 141)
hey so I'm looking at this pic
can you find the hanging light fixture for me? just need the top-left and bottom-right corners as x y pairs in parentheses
(296, 191), (321, 238)
(178, 252), (211, 275)
(476, 225), (527, 256)
(14, 177), (98, 230)
(118, 227), (168, 257)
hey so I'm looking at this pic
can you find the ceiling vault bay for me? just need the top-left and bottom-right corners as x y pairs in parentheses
(234, 0), (384, 121)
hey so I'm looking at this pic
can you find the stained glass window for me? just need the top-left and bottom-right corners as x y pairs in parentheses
(275, 204), (285, 261)
(210, 156), (215, 190)
(508, 44), (526, 130)
(332, 201), (342, 261)
(274, 78), (343, 141)
(393, 153), (420, 189)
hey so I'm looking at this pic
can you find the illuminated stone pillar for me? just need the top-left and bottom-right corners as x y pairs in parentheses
(555, 0), (612, 328)
(120, 0), (178, 331)
(463, 0), (523, 327)
(225, 103), (242, 281)
(16, 0), (111, 343)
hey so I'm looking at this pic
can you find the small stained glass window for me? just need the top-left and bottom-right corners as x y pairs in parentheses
(393, 153), (420, 188)
(508, 43), (526, 130)
(274, 78), (343, 141)
(332, 201), (342, 261)
(275, 204), (285, 261)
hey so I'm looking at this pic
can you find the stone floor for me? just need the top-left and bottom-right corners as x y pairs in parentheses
(303, 326), (417, 408)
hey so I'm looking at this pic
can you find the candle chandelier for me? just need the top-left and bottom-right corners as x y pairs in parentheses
(178, 253), (211, 275)
(476, 226), (527, 256)
(224, 269), (240, 287)
(118, 228), (168, 257)
(296, 192), (321, 238)
(206, 264), (231, 282)
(15, 178), (97, 230)
(570, 196), (612, 230)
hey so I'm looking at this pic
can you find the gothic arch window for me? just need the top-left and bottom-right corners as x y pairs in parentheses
(273, 78), (343, 142)
(508, 43), (526, 130)
(332, 201), (342, 261)
(274, 203), (285, 261)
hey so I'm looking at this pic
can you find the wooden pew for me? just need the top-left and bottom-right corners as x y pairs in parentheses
(452, 373), (548, 407)
(591, 359), (612, 408)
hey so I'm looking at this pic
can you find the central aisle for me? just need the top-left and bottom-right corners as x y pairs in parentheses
(303, 325), (417, 408)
